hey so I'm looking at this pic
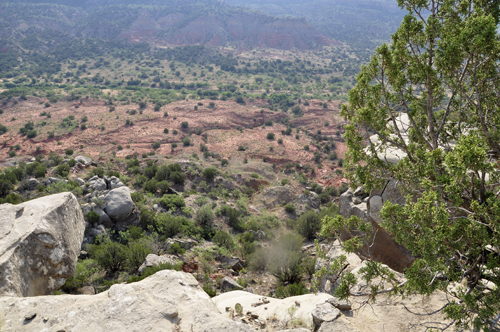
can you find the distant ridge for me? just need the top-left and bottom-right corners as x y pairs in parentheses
(0, 1), (341, 50)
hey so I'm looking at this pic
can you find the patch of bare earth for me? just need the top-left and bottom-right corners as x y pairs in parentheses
(0, 98), (347, 186)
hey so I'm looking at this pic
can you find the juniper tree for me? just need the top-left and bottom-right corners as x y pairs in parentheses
(321, 0), (500, 330)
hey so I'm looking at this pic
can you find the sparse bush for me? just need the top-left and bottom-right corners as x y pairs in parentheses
(196, 205), (214, 228)
(213, 231), (234, 250)
(181, 121), (189, 129)
(295, 210), (321, 240)
(284, 203), (296, 213)
(86, 211), (100, 225)
(203, 167), (218, 180)
(266, 133), (275, 140)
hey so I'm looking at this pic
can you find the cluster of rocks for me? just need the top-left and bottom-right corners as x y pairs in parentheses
(81, 184), (140, 244)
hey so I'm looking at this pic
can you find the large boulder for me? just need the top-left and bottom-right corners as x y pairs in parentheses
(339, 181), (414, 272)
(89, 177), (107, 192)
(75, 155), (92, 166)
(103, 187), (139, 230)
(0, 270), (254, 332)
(0, 193), (85, 297)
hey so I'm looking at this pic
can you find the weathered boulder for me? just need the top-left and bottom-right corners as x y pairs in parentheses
(44, 177), (62, 186)
(75, 155), (92, 166)
(27, 178), (40, 190)
(164, 238), (198, 251)
(219, 256), (244, 271)
(339, 182), (414, 272)
(89, 177), (107, 192)
(221, 276), (244, 292)
(0, 193), (85, 297)
(108, 176), (124, 190)
(103, 187), (135, 221)
(0, 270), (254, 332)
(312, 303), (340, 329)
(74, 177), (86, 186)
(138, 254), (180, 273)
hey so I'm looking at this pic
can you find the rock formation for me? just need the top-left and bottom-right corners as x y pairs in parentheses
(338, 180), (414, 272)
(0, 270), (254, 332)
(0, 193), (85, 297)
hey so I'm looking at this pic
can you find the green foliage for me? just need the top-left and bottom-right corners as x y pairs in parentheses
(284, 203), (295, 214)
(85, 211), (100, 226)
(328, 1), (500, 329)
(266, 132), (275, 140)
(296, 210), (322, 240)
(275, 282), (308, 299)
(156, 194), (185, 211)
(203, 167), (218, 180)
(167, 242), (186, 255)
(213, 231), (234, 250)
(54, 163), (70, 178)
(60, 259), (100, 293)
(203, 283), (217, 297)
(195, 205), (214, 228)
(268, 233), (304, 284)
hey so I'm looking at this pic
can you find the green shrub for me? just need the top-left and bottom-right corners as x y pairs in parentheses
(213, 231), (234, 250)
(54, 163), (70, 178)
(268, 233), (303, 284)
(65, 149), (74, 155)
(203, 283), (217, 297)
(89, 241), (128, 273)
(156, 194), (185, 211)
(248, 248), (268, 271)
(266, 132), (275, 140)
(295, 210), (321, 240)
(157, 180), (170, 195)
(156, 214), (183, 237)
(275, 282), (308, 299)
(203, 167), (218, 180)
(181, 121), (189, 129)
(61, 259), (100, 293)
(91, 167), (105, 178)
(195, 205), (214, 228)
(126, 239), (153, 271)
(284, 203), (296, 213)
(281, 178), (290, 185)
(167, 242), (185, 255)
(86, 211), (100, 225)
(169, 171), (185, 185)
(144, 180), (158, 194)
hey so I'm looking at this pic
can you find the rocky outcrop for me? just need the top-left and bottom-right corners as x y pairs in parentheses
(138, 254), (180, 273)
(338, 180), (414, 272)
(0, 193), (85, 297)
(253, 185), (319, 213)
(221, 276), (244, 292)
(82, 185), (139, 234)
(0, 270), (254, 332)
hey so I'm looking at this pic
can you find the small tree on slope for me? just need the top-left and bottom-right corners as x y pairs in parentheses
(321, 1), (500, 331)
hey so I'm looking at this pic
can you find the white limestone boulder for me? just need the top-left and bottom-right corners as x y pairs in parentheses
(0, 193), (85, 297)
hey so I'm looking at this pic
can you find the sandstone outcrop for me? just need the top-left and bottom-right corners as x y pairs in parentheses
(0, 193), (85, 297)
(0, 270), (254, 332)
(338, 180), (414, 272)
(137, 254), (180, 273)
